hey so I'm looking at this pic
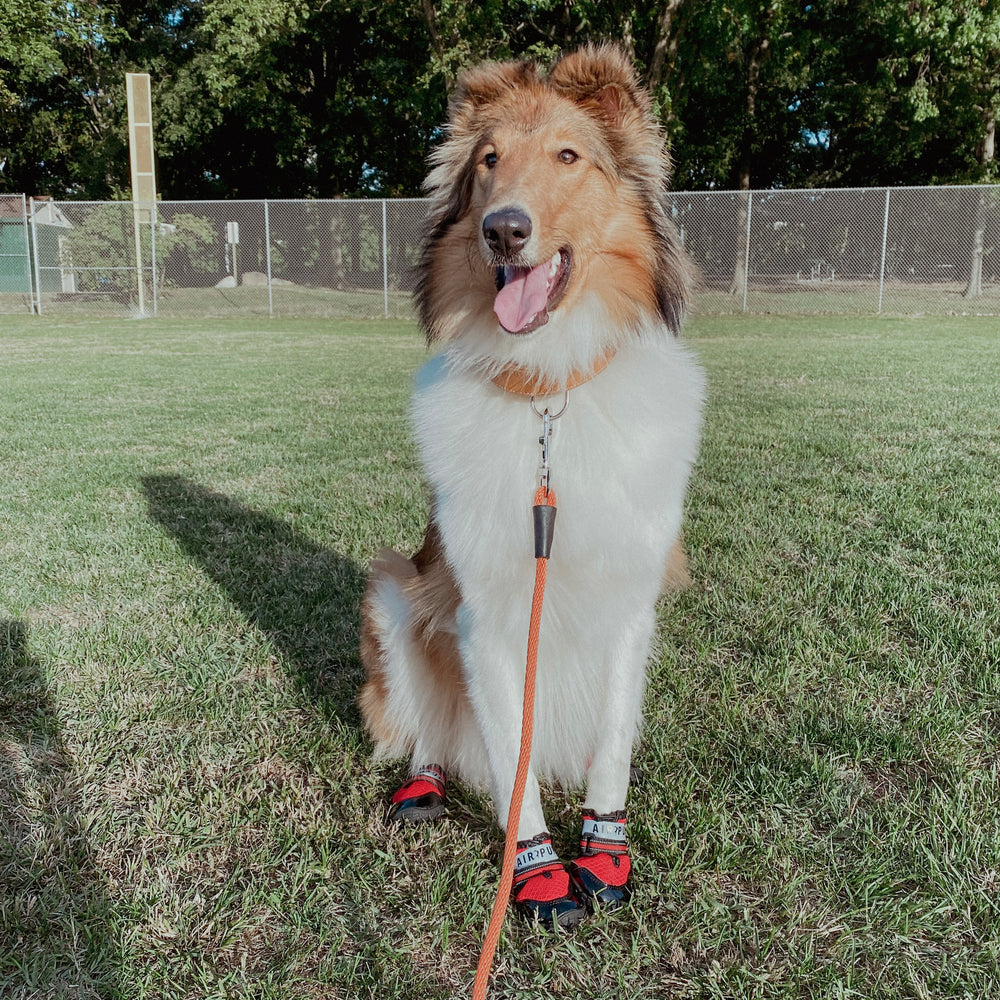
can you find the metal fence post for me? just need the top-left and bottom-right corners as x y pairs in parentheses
(132, 202), (146, 315)
(28, 197), (42, 315)
(382, 199), (389, 319)
(264, 199), (273, 318)
(878, 188), (891, 314)
(151, 202), (158, 317)
(742, 191), (753, 313)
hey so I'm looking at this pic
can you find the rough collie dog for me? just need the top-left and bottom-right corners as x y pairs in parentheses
(359, 44), (704, 930)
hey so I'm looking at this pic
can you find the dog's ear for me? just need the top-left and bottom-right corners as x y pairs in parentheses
(422, 60), (538, 241)
(552, 44), (690, 335)
(548, 44), (649, 129)
(449, 59), (540, 133)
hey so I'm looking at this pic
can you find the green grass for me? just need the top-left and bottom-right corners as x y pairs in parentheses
(694, 279), (1000, 316)
(1, 285), (420, 321)
(5, 272), (998, 324)
(1, 313), (998, 999)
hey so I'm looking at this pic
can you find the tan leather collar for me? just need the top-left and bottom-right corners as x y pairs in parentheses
(491, 348), (616, 396)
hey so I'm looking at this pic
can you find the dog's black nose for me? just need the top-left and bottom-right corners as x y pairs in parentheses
(482, 208), (532, 257)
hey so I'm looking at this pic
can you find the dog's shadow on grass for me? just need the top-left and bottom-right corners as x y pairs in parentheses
(142, 474), (366, 727)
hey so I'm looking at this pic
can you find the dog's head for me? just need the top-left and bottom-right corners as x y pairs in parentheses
(418, 44), (690, 354)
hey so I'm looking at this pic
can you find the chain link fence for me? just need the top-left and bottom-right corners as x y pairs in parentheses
(2, 187), (997, 318)
(681, 186), (1000, 315)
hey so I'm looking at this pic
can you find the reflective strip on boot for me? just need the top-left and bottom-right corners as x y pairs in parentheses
(579, 810), (628, 856)
(570, 810), (631, 908)
(512, 836), (567, 903)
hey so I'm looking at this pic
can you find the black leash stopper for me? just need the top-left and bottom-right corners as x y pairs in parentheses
(533, 496), (557, 560)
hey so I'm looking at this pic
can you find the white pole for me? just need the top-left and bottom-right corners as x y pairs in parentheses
(264, 200), (273, 318)
(133, 202), (145, 315)
(382, 199), (389, 319)
(126, 72), (155, 317)
(29, 197), (43, 316)
(742, 191), (753, 313)
(21, 194), (35, 314)
(231, 223), (238, 287)
(878, 188), (891, 314)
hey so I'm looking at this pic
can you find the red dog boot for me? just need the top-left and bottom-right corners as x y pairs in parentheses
(388, 764), (446, 823)
(568, 810), (631, 910)
(512, 833), (586, 931)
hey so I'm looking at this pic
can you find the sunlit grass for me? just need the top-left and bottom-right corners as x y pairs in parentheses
(1, 313), (998, 998)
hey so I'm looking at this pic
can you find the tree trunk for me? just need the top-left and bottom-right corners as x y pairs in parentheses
(730, 178), (751, 299)
(729, 29), (769, 297)
(323, 204), (348, 290)
(647, 0), (684, 94)
(964, 108), (995, 300)
(423, 0), (444, 61)
(422, 0), (453, 91)
(963, 189), (986, 300)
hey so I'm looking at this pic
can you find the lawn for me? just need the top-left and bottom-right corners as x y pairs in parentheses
(1, 313), (998, 999)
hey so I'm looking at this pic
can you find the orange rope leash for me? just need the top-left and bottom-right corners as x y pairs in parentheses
(471, 485), (556, 1000)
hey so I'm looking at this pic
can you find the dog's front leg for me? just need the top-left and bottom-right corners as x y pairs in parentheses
(459, 603), (587, 929)
(457, 603), (546, 838)
(568, 609), (655, 911)
(582, 610), (654, 814)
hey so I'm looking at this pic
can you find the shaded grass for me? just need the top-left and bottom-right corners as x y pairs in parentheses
(1, 313), (998, 998)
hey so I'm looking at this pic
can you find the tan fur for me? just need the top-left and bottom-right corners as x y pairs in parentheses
(662, 538), (692, 594)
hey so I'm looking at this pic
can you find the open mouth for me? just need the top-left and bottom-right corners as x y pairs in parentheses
(493, 248), (572, 335)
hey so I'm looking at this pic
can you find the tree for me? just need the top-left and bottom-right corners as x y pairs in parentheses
(2, 0), (999, 204)
(942, 2), (1000, 297)
(0, 0), (58, 111)
(151, 0), (448, 198)
(791, 0), (1000, 188)
(0, 1), (197, 198)
(0, 1), (115, 196)
(65, 204), (215, 295)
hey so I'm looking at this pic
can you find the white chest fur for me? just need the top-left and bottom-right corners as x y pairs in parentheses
(409, 334), (705, 784)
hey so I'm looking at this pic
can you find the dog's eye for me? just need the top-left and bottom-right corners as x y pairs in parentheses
(558, 149), (579, 164)
(483, 151), (498, 169)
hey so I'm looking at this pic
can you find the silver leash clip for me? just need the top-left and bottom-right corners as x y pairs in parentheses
(531, 391), (567, 493)
(538, 410), (554, 492)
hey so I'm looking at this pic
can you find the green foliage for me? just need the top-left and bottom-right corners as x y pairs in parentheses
(65, 205), (215, 291)
(0, 0), (58, 107)
(0, 0), (997, 197)
(795, 0), (999, 185)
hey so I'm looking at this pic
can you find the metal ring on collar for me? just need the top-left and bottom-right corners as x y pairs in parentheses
(530, 391), (569, 419)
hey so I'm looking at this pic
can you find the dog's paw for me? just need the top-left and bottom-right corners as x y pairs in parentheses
(511, 833), (586, 931)
(387, 764), (447, 823)
(568, 852), (631, 911)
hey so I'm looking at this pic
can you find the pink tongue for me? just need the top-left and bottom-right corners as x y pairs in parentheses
(494, 261), (551, 333)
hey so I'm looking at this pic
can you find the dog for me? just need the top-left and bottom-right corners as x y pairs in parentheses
(359, 43), (704, 930)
